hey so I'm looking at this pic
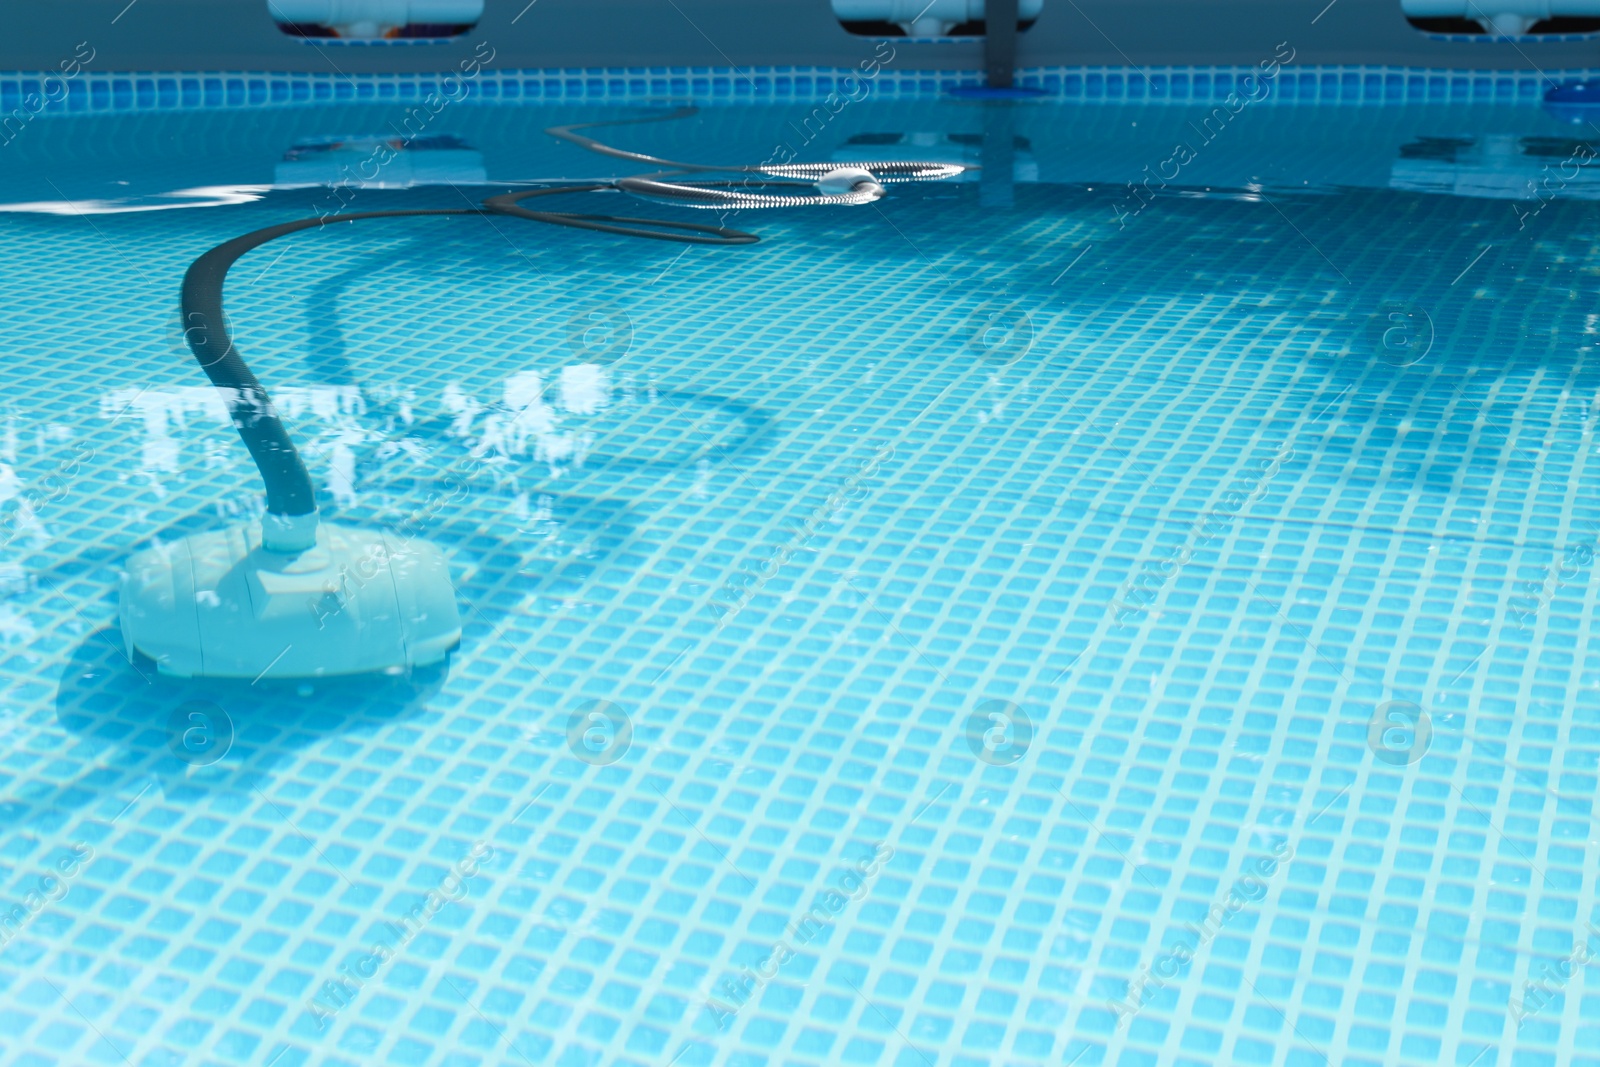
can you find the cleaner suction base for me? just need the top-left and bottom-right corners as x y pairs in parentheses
(120, 519), (461, 680)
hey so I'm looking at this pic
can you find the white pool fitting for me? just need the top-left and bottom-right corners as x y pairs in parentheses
(831, 0), (1042, 36)
(1401, 0), (1600, 35)
(265, 0), (482, 37)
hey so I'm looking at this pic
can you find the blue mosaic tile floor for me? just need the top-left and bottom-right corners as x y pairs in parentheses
(1, 98), (1599, 1067)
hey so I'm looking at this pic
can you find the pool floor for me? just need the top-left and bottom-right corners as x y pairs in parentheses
(0, 98), (1598, 1067)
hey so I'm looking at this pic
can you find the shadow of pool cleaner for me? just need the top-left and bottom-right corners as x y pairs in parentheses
(293, 229), (776, 478)
(13, 493), (641, 845)
(25, 629), (452, 836)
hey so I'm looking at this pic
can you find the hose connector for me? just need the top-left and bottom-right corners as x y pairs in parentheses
(263, 509), (320, 554)
(815, 167), (884, 200)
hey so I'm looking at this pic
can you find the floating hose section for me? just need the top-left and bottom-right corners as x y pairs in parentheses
(481, 185), (758, 243)
(547, 110), (963, 209)
(179, 109), (961, 531)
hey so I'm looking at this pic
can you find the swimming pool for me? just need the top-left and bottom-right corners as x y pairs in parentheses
(2, 76), (1598, 1067)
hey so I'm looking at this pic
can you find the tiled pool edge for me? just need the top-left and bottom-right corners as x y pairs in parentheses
(3, 63), (1599, 115)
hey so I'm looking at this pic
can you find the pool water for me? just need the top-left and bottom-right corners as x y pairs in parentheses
(2, 93), (1599, 1067)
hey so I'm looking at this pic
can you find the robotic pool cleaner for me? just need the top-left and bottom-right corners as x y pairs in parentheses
(119, 107), (962, 680)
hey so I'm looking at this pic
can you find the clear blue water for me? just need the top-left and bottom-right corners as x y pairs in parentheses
(2, 95), (1599, 1067)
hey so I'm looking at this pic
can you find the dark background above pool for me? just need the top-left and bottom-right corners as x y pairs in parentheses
(4, 0), (1599, 74)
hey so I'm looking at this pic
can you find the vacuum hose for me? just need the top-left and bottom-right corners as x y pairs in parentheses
(178, 108), (960, 551)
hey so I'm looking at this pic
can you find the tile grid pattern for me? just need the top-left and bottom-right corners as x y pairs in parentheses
(1, 64), (1597, 117)
(0, 143), (1598, 1067)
